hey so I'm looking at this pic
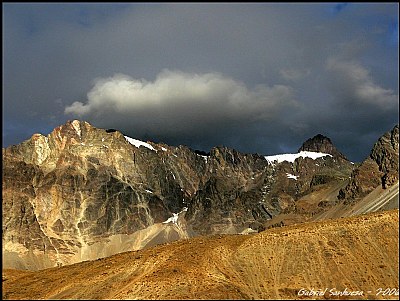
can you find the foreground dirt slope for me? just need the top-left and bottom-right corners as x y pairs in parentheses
(3, 209), (399, 300)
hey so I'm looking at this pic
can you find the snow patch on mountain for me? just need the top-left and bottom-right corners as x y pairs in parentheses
(71, 120), (81, 137)
(286, 173), (298, 180)
(124, 136), (156, 151)
(196, 154), (208, 163)
(162, 207), (188, 224)
(265, 151), (332, 164)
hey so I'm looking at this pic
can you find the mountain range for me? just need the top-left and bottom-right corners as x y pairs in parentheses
(2, 120), (399, 272)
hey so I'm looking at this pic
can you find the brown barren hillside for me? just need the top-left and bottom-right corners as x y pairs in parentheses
(2, 209), (399, 300)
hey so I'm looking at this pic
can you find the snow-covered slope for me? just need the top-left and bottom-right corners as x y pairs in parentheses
(124, 135), (156, 151)
(265, 150), (332, 164)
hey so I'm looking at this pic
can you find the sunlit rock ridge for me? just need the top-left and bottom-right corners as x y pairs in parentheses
(2, 120), (398, 270)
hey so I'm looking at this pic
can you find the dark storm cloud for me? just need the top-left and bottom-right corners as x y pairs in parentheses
(3, 3), (399, 161)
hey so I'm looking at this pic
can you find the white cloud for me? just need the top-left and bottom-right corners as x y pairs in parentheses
(64, 70), (297, 137)
(326, 58), (398, 108)
(64, 101), (91, 116)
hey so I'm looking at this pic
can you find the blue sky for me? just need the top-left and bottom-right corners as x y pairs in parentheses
(3, 3), (399, 161)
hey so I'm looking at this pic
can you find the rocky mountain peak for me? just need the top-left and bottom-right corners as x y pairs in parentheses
(369, 124), (399, 185)
(50, 120), (94, 141)
(298, 134), (348, 160)
(338, 124), (399, 202)
(370, 124), (399, 168)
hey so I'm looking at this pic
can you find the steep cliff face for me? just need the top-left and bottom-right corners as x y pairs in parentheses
(370, 124), (399, 187)
(338, 125), (399, 203)
(185, 147), (273, 235)
(1, 120), (364, 270)
(4, 121), (209, 267)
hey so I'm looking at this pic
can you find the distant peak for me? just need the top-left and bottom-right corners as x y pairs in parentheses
(66, 119), (92, 127)
(298, 134), (348, 160)
(313, 133), (331, 140)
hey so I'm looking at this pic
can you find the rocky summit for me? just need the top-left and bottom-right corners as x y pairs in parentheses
(2, 120), (399, 270)
(338, 125), (399, 203)
(298, 133), (348, 161)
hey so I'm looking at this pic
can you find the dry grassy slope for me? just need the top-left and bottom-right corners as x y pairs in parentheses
(2, 209), (399, 300)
